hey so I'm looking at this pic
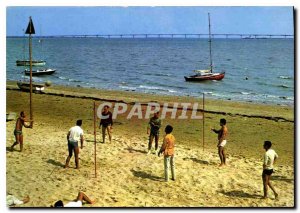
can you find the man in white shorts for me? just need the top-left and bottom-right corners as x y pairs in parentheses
(211, 118), (228, 167)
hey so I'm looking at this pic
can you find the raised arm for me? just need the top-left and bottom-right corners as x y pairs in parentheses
(211, 128), (220, 134)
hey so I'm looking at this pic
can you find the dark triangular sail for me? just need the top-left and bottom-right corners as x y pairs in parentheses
(25, 16), (35, 34)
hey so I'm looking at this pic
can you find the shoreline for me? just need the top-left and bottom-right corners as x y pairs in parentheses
(6, 78), (294, 107)
(6, 81), (294, 122)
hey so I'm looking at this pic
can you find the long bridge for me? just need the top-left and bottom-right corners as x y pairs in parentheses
(8, 33), (294, 39)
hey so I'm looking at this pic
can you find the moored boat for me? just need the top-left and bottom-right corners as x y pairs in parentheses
(17, 81), (45, 92)
(184, 71), (225, 82)
(16, 60), (46, 66)
(24, 68), (56, 76)
(185, 13), (225, 82)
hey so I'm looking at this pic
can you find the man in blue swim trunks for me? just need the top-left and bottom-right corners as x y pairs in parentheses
(11, 111), (32, 152)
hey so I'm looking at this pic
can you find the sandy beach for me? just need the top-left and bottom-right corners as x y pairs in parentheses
(6, 82), (294, 207)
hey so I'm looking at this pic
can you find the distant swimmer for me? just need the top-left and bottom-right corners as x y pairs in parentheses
(65, 120), (84, 169)
(147, 111), (162, 155)
(10, 111), (32, 152)
(211, 118), (228, 167)
(99, 105), (113, 143)
(53, 191), (95, 207)
(262, 141), (279, 199)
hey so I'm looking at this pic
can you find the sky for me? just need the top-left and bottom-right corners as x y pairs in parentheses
(6, 6), (294, 36)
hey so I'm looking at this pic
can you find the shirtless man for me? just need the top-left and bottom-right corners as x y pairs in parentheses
(11, 111), (32, 152)
(99, 105), (113, 143)
(211, 118), (228, 166)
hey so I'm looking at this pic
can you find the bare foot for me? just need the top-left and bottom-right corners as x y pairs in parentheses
(23, 195), (30, 204)
(90, 199), (96, 205)
(274, 193), (279, 199)
(261, 196), (268, 199)
(219, 163), (224, 167)
(64, 165), (69, 169)
(75, 167), (80, 169)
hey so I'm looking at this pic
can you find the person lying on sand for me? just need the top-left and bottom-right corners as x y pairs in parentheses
(65, 120), (84, 169)
(262, 140), (279, 199)
(11, 111), (32, 152)
(6, 194), (30, 207)
(53, 191), (95, 207)
(211, 118), (228, 166)
(158, 125), (176, 182)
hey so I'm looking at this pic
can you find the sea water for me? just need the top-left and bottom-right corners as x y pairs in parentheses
(6, 37), (294, 106)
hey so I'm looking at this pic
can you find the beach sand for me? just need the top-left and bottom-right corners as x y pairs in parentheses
(6, 82), (294, 207)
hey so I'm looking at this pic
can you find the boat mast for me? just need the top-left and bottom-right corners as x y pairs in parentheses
(208, 13), (213, 73)
(25, 16), (35, 128)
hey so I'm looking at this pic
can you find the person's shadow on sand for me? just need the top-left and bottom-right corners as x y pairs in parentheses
(183, 157), (216, 165)
(131, 169), (163, 182)
(218, 190), (261, 199)
(272, 175), (294, 183)
(126, 147), (146, 154)
(47, 159), (65, 168)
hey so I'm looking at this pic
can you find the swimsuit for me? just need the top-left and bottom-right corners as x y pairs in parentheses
(68, 140), (79, 157)
(218, 140), (227, 147)
(263, 169), (273, 176)
(14, 130), (22, 136)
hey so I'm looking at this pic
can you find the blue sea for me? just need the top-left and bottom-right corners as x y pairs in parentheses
(6, 37), (294, 106)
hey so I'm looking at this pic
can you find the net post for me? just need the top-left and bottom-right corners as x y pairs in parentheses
(203, 93), (205, 151)
(94, 101), (97, 178)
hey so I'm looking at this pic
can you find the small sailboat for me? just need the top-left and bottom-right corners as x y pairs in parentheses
(24, 68), (56, 76)
(16, 23), (46, 66)
(185, 13), (225, 82)
(17, 17), (45, 93)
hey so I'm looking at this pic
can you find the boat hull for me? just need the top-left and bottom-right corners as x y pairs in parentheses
(16, 60), (46, 66)
(184, 72), (225, 82)
(17, 81), (45, 92)
(24, 69), (56, 76)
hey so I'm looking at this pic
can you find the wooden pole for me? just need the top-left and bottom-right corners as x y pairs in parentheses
(203, 93), (205, 151)
(94, 101), (97, 178)
(29, 33), (33, 128)
(208, 13), (213, 73)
